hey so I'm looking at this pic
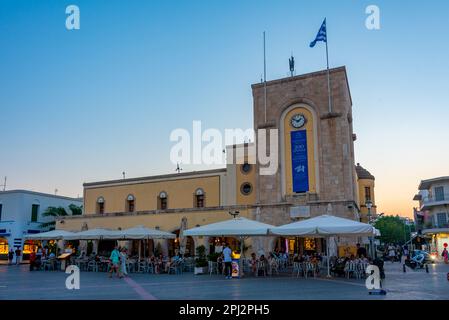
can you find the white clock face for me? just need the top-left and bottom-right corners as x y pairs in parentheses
(291, 114), (306, 128)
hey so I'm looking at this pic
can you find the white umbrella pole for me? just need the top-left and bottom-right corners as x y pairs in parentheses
(239, 237), (244, 278)
(138, 241), (142, 261)
(326, 237), (331, 278)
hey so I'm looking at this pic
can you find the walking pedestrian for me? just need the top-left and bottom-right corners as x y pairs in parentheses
(442, 247), (448, 264)
(120, 247), (128, 276)
(388, 244), (395, 263)
(29, 249), (36, 271)
(222, 242), (232, 279)
(14, 247), (22, 265)
(108, 245), (122, 279)
(8, 249), (14, 265)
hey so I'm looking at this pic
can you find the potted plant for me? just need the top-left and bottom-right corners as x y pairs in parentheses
(207, 252), (221, 262)
(194, 245), (208, 274)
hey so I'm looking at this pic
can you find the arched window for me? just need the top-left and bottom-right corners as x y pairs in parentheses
(126, 194), (135, 212)
(97, 197), (105, 214)
(158, 191), (168, 210)
(194, 188), (205, 208)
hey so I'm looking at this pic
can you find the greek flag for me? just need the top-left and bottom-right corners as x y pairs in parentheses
(310, 18), (327, 48)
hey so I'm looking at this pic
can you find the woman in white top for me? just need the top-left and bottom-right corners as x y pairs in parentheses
(120, 248), (128, 276)
(388, 245), (396, 263)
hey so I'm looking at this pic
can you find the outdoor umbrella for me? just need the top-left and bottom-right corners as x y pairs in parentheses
(101, 225), (176, 260)
(103, 225), (176, 240)
(183, 217), (275, 277)
(270, 214), (376, 277)
(23, 230), (75, 240)
(63, 228), (122, 240)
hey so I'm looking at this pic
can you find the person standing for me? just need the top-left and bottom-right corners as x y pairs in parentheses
(356, 243), (367, 258)
(108, 245), (122, 279)
(15, 247), (22, 265)
(222, 242), (232, 279)
(29, 249), (36, 271)
(388, 244), (396, 263)
(8, 249), (14, 265)
(120, 248), (128, 276)
(396, 244), (402, 263)
(442, 247), (448, 264)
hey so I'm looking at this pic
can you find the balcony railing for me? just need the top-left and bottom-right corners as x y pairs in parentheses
(420, 193), (449, 210)
(423, 222), (449, 230)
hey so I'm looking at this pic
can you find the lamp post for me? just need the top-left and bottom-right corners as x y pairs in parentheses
(366, 200), (374, 258)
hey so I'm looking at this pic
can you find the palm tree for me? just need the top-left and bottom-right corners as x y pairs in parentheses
(40, 206), (69, 230)
(68, 204), (83, 216)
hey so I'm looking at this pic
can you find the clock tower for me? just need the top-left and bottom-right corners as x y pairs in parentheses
(251, 66), (360, 227)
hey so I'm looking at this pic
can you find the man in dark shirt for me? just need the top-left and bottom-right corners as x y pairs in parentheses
(15, 247), (22, 265)
(356, 243), (367, 258)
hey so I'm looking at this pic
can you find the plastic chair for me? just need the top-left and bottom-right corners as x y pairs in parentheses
(292, 262), (303, 277)
(208, 261), (218, 275)
(256, 261), (267, 277)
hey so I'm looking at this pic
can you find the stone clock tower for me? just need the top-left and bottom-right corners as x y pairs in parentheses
(251, 66), (360, 227)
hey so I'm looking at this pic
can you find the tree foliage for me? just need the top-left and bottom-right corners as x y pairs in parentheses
(40, 204), (83, 230)
(374, 215), (415, 245)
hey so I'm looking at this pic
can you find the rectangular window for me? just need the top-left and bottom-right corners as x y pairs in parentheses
(364, 187), (371, 202)
(436, 212), (447, 227)
(196, 195), (204, 208)
(435, 186), (444, 201)
(31, 204), (39, 222)
(158, 197), (167, 210)
(98, 203), (104, 214)
(128, 200), (135, 212)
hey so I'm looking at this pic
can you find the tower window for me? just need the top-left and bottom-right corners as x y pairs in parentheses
(364, 187), (371, 202)
(240, 182), (253, 195)
(241, 162), (252, 174)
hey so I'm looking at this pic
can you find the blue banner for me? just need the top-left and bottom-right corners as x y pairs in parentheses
(291, 130), (309, 193)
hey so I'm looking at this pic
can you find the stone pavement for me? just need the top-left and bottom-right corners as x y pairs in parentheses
(0, 261), (448, 300)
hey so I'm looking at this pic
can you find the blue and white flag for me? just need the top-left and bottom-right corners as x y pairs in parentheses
(310, 18), (327, 48)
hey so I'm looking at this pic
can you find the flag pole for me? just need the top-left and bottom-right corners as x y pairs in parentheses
(325, 19), (332, 114)
(263, 31), (267, 123)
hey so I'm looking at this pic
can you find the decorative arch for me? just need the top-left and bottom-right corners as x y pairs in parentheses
(279, 103), (320, 197)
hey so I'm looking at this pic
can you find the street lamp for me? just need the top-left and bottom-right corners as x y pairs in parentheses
(365, 200), (374, 258)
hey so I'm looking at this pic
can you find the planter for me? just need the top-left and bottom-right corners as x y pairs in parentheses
(194, 267), (208, 275)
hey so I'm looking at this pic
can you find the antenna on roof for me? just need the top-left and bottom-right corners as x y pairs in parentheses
(122, 171), (126, 179)
(175, 162), (183, 173)
(55, 188), (58, 195)
(2, 176), (6, 191)
(289, 54), (295, 77)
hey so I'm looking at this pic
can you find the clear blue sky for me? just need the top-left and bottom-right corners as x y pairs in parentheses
(1, 0), (448, 216)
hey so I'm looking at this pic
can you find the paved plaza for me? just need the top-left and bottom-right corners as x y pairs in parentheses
(0, 261), (448, 300)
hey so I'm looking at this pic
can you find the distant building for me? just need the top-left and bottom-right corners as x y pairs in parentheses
(0, 190), (82, 260)
(413, 176), (449, 253)
(355, 163), (376, 223)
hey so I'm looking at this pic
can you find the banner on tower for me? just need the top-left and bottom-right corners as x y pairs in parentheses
(291, 130), (309, 193)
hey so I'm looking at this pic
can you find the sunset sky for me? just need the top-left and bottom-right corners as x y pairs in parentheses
(1, 0), (448, 218)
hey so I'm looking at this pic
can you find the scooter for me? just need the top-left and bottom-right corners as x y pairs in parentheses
(403, 253), (429, 273)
